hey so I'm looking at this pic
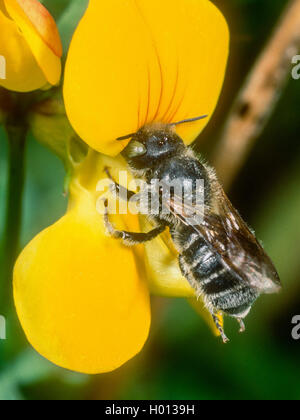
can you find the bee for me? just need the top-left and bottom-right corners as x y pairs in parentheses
(104, 117), (281, 343)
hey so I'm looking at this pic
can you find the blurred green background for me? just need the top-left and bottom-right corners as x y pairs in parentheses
(0, 0), (300, 400)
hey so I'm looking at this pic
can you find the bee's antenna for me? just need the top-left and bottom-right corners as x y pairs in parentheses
(117, 115), (208, 140)
(170, 115), (208, 127)
(117, 132), (136, 141)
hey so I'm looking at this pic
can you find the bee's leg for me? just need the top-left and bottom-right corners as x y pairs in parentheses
(237, 318), (246, 333)
(103, 199), (166, 245)
(104, 167), (136, 202)
(211, 313), (230, 344)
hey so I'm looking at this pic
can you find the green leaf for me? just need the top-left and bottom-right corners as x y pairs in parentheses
(0, 348), (59, 400)
(40, 0), (71, 20)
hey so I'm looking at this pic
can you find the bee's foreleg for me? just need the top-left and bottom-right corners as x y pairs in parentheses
(104, 167), (136, 202)
(237, 318), (246, 333)
(211, 313), (230, 344)
(103, 199), (166, 245)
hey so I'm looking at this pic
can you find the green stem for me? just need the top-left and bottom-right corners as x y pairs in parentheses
(0, 124), (27, 316)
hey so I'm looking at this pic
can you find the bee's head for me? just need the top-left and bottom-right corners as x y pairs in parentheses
(121, 124), (185, 170)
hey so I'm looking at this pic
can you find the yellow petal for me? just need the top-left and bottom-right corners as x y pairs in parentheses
(64, 0), (229, 156)
(189, 299), (223, 337)
(141, 218), (195, 298)
(0, 8), (47, 91)
(0, 0), (61, 91)
(142, 216), (223, 335)
(14, 154), (151, 374)
(8, 0), (62, 56)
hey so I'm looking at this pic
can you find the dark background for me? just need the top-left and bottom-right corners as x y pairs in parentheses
(0, 0), (299, 400)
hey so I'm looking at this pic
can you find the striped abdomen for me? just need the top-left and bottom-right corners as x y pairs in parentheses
(174, 227), (259, 317)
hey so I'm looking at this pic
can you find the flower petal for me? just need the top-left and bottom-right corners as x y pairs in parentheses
(14, 156), (151, 374)
(64, 0), (229, 155)
(5, 0), (62, 56)
(0, 8), (47, 91)
(142, 216), (224, 336)
(189, 299), (223, 337)
(141, 218), (196, 298)
(3, 0), (62, 86)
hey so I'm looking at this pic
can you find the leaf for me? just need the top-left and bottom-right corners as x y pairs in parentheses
(40, 0), (71, 20)
(0, 348), (60, 400)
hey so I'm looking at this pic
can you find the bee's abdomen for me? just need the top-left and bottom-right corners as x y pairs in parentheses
(179, 236), (259, 316)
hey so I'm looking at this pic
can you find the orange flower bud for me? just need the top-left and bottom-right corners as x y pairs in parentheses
(0, 0), (62, 92)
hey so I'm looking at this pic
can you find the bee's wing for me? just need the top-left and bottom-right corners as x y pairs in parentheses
(167, 184), (281, 294)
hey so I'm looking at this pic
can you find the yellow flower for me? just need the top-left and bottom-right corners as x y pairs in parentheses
(0, 0), (62, 92)
(14, 153), (151, 374)
(14, 0), (229, 374)
(64, 0), (229, 156)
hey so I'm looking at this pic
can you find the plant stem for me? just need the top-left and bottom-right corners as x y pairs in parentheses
(213, 0), (300, 190)
(0, 123), (27, 316)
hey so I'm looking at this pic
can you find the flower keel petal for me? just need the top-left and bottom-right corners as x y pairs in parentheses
(14, 171), (151, 374)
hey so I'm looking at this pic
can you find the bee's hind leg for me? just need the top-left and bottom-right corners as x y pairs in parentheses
(103, 199), (166, 245)
(237, 318), (246, 333)
(211, 313), (230, 344)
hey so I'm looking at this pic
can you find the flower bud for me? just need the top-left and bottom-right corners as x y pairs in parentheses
(0, 0), (62, 92)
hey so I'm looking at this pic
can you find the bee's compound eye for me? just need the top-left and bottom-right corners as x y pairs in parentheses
(123, 141), (147, 158)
